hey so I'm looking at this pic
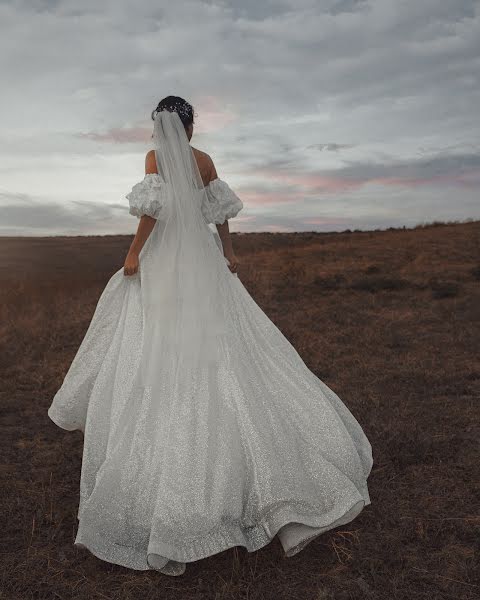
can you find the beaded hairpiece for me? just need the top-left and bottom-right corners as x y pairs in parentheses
(154, 103), (193, 121)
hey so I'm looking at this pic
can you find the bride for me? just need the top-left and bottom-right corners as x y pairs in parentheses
(48, 96), (373, 577)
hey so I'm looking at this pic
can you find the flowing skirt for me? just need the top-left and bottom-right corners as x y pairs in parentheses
(48, 230), (373, 576)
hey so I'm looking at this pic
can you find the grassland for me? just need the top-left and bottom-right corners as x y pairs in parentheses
(0, 220), (479, 600)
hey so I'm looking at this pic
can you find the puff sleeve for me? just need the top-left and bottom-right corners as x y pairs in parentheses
(126, 173), (170, 219)
(201, 178), (243, 225)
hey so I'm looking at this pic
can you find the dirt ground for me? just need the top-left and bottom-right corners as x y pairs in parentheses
(0, 221), (479, 600)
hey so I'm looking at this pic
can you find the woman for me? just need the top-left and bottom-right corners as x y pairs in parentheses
(48, 95), (373, 577)
(123, 97), (240, 280)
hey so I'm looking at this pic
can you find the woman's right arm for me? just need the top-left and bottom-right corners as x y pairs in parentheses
(208, 158), (241, 274)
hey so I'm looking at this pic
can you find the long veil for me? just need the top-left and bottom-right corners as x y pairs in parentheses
(47, 108), (373, 578)
(137, 110), (231, 385)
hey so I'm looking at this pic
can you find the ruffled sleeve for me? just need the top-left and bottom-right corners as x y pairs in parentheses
(126, 173), (170, 219)
(201, 178), (243, 225)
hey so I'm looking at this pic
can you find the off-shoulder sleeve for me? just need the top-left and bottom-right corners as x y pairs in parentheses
(126, 173), (170, 219)
(201, 178), (243, 224)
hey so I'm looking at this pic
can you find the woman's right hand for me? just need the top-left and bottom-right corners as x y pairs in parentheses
(224, 252), (240, 274)
(123, 251), (139, 276)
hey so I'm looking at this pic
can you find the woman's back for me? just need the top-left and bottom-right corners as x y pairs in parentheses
(145, 146), (215, 187)
(191, 146), (216, 186)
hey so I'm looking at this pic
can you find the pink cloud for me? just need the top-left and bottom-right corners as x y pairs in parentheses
(239, 190), (299, 206)
(303, 217), (350, 226)
(253, 167), (480, 194)
(378, 172), (480, 189)
(75, 97), (237, 143)
(262, 224), (295, 232)
(192, 95), (238, 134)
(234, 215), (256, 223)
(254, 168), (361, 193)
(77, 127), (150, 143)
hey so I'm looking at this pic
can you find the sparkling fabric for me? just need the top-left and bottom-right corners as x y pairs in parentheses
(48, 177), (373, 577)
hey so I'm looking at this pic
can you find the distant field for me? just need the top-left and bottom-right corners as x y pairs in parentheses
(1, 221), (479, 600)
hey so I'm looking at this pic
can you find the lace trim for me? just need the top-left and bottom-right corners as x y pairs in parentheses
(202, 178), (243, 224)
(126, 173), (170, 219)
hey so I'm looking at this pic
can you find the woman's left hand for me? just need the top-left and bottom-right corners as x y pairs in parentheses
(124, 251), (139, 276)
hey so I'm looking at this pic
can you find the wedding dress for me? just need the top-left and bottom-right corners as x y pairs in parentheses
(48, 110), (373, 577)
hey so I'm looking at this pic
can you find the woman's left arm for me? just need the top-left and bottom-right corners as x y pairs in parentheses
(124, 151), (158, 277)
(216, 220), (240, 274)
(123, 215), (156, 276)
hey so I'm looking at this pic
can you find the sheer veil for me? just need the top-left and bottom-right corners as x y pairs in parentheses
(137, 109), (231, 386)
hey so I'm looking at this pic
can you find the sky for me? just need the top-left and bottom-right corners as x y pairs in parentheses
(0, 0), (479, 235)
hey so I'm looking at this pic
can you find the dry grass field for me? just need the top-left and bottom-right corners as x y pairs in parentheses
(0, 220), (479, 600)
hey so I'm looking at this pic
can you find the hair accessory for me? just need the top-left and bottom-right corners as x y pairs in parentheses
(155, 103), (192, 120)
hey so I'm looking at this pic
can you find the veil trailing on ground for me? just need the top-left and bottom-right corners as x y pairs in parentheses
(138, 110), (230, 384)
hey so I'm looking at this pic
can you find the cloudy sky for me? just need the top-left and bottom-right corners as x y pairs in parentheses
(1, 0), (479, 235)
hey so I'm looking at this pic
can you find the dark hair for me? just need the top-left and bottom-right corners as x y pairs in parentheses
(151, 96), (194, 129)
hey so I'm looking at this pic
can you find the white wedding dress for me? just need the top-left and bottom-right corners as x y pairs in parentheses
(48, 111), (373, 577)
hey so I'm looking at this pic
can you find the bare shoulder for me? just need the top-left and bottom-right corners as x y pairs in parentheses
(145, 149), (158, 174)
(191, 146), (211, 168)
(189, 145), (207, 157)
(191, 146), (218, 184)
(207, 155), (218, 182)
